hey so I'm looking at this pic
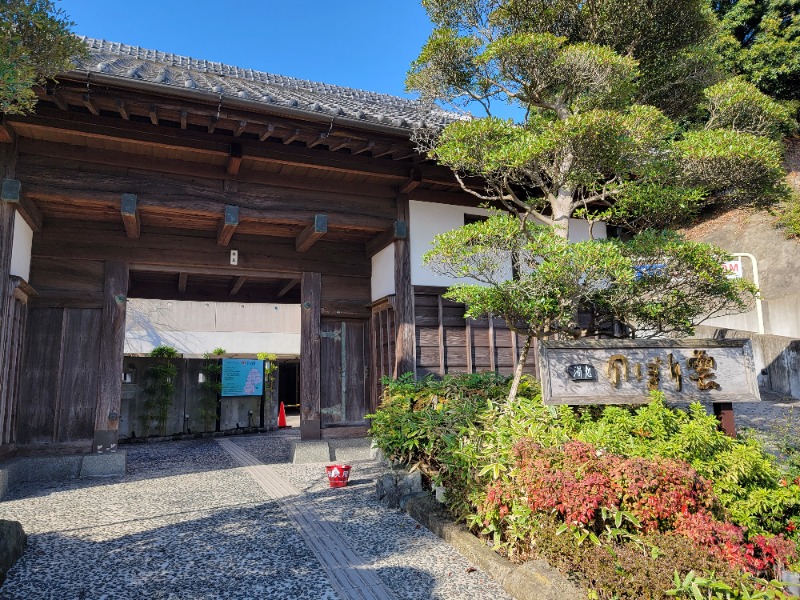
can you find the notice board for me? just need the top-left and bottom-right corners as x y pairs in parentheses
(221, 359), (264, 397)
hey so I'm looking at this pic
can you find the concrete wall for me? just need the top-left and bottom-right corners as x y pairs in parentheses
(695, 325), (800, 399)
(125, 299), (301, 357)
(120, 357), (277, 438)
(684, 207), (800, 339)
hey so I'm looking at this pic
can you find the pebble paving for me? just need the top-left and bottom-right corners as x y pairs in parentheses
(0, 431), (511, 600)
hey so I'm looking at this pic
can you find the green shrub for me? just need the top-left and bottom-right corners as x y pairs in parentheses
(368, 374), (800, 598)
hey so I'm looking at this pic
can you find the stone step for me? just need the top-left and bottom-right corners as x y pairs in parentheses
(290, 438), (377, 464)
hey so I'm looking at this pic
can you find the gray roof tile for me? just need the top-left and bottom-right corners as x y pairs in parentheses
(73, 37), (461, 130)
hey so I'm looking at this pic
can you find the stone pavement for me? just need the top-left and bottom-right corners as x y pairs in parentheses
(0, 430), (511, 600)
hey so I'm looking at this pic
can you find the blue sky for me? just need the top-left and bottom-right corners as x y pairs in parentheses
(59, 1), (434, 99)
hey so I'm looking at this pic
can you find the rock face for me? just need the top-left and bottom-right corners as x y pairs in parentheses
(0, 520), (26, 584)
(375, 468), (423, 509)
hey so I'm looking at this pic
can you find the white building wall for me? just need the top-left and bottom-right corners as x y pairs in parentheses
(370, 244), (395, 301)
(408, 200), (607, 288)
(9, 212), (32, 281)
(125, 299), (301, 358)
(409, 200), (491, 287)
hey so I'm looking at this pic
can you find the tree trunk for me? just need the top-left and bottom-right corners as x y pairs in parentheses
(508, 333), (534, 403)
(551, 186), (573, 238)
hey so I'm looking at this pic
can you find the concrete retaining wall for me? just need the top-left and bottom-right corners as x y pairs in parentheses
(695, 326), (800, 399)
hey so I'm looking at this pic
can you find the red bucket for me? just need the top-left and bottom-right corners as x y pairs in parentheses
(325, 464), (352, 488)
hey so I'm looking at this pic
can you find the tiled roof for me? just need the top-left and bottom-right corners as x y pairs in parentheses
(73, 37), (461, 131)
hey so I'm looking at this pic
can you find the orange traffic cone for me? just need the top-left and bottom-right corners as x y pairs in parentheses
(278, 402), (288, 428)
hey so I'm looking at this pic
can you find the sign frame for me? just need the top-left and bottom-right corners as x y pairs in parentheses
(539, 339), (759, 406)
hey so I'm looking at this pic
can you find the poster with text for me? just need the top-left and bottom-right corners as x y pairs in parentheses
(221, 359), (264, 397)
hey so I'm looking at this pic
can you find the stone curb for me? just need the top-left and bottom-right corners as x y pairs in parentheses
(404, 493), (587, 600)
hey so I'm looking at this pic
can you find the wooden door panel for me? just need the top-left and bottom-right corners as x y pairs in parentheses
(320, 318), (369, 426)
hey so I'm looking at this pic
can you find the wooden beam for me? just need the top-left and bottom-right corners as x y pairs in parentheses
(208, 116), (218, 134)
(133, 264), (299, 280)
(329, 138), (351, 152)
(438, 294), (445, 376)
(81, 94), (99, 116)
(120, 193), (140, 239)
(148, 105), (158, 125)
(180, 110), (188, 129)
(393, 151), (417, 161)
(300, 272), (321, 439)
(178, 272), (188, 293)
(394, 194), (415, 378)
(226, 143), (243, 176)
(307, 133), (328, 148)
(234, 120), (248, 138)
(115, 99), (129, 120)
(295, 214), (328, 253)
(216, 204), (239, 246)
(17, 194), (43, 232)
(259, 124), (275, 141)
(12, 112), (460, 183)
(0, 123), (13, 144)
(352, 141), (375, 155)
(400, 168), (422, 194)
(94, 261), (129, 452)
(366, 220), (408, 257)
(283, 128), (301, 145)
(229, 276), (247, 296)
(277, 278), (299, 298)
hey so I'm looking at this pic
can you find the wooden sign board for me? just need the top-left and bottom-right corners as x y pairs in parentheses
(539, 339), (760, 406)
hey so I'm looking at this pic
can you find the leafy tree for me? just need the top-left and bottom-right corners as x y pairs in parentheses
(198, 347), (226, 432)
(0, 0), (85, 114)
(711, 0), (800, 102)
(143, 345), (179, 436)
(408, 0), (792, 238)
(424, 216), (756, 400)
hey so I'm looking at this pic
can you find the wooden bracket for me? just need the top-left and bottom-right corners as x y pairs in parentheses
(229, 276), (247, 296)
(295, 214), (328, 252)
(217, 204), (239, 246)
(277, 278), (300, 298)
(178, 272), (188, 293)
(366, 220), (408, 257)
(120, 193), (140, 239)
(400, 168), (422, 194)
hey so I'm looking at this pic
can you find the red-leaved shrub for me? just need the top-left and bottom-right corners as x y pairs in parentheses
(482, 439), (796, 577)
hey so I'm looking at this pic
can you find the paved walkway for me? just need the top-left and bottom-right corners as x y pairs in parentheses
(0, 431), (511, 600)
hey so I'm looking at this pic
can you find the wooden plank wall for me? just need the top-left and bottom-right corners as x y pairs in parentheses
(0, 279), (30, 450)
(370, 298), (396, 405)
(414, 288), (539, 379)
(16, 257), (106, 449)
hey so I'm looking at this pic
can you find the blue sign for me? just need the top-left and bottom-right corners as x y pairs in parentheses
(634, 263), (666, 279)
(221, 359), (264, 397)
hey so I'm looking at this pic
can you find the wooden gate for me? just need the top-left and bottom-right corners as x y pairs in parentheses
(320, 318), (369, 427)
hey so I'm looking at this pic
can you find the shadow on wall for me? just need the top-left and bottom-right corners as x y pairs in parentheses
(695, 325), (800, 399)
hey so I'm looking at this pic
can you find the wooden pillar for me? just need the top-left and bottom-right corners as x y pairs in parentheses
(0, 141), (17, 455)
(713, 402), (736, 438)
(394, 194), (415, 378)
(93, 261), (129, 452)
(300, 272), (321, 440)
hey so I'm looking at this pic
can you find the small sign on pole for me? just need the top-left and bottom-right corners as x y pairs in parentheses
(721, 259), (743, 279)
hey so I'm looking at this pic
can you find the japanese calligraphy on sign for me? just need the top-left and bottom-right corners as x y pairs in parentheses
(540, 339), (759, 406)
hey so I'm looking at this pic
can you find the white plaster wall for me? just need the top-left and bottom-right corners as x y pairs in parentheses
(125, 299), (301, 357)
(408, 201), (608, 288)
(409, 200), (492, 287)
(567, 218), (607, 242)
(370, 243), (395, 301)
(9, 211), (32, 281)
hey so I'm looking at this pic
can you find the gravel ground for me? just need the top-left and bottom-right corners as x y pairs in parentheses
(0, 432), (510, 600)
